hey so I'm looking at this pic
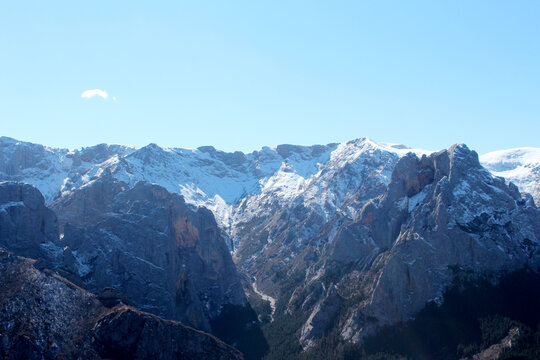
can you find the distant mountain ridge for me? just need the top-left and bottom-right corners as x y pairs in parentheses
(480, 147), (540, 206)
(2, 136), (536, 230)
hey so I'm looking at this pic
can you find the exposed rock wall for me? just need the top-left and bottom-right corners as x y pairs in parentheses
(298, 145), (540, 347)
(0, 180), (263, 358)
(0, 181), (59, 265)
(51, 177), (249, 332)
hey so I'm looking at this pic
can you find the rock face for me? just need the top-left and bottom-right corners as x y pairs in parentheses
(0, 181), (60, 264)
(49, 176), (262, 354)
(232, 138), (407, 304)
(296, 145), (540, 347)
(0, 247), (243, 360)
(0, 180), (262, 358)
(470, 327), (520, 360)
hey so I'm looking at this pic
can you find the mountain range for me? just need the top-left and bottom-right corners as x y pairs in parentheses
(0, 135), (539, 360)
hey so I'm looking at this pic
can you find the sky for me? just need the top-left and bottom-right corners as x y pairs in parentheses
(0, 1), (539, 154)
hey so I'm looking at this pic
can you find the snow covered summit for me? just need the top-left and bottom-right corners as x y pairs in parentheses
(480, 147), (540, 205)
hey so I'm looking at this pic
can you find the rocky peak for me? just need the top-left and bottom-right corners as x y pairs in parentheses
(0, 181), (59, 264)
(75, 143), (135, 164)
(52, 175), (246, 322)
(0, 179), (264, 358)
(127, 143), (173, 164)
(297, 144), (540, 348)
(48, 176), (266, 357)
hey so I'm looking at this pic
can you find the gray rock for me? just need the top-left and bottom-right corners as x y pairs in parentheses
(50, 176), (258, 348)
(0, 181), (60, 265)
(298, 144), (540, 347)
(299, 285), (342, 348)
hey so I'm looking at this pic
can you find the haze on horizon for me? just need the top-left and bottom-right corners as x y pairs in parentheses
(1, 1), (539, 154)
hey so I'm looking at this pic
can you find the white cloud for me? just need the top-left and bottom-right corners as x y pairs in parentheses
(81, 89), (109, 99)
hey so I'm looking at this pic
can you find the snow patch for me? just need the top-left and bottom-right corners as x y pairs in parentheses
(0, 201), (24, 212)
(408, 186), (430, 212)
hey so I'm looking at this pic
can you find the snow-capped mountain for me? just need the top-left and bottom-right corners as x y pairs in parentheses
(480, 147), (540, 205)
(0, 136), (430, 226)
(0, 136), (135, 202)
(1, 135), (540, 356)
(296, 144), (540, 347)
(1, 136), (538, 244)
(231, 138), (427, 295)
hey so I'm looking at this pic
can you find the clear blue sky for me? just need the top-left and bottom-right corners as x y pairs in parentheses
(1, 1), (539, 153)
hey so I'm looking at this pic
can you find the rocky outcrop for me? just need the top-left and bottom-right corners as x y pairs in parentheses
(299, 285), (343, 349)
(469, 327), (520, 360)
(0, 180), (264, 358)
(0, 181), (60, 265)
(50, 176), (264, 356)
(0, 247), (243, 360)
(233, 139), (403, 311)
(297, 145), (540, 347)
(93, 306), (244, 360)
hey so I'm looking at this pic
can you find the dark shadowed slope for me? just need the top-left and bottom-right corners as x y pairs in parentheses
(0, 247), (243, 360)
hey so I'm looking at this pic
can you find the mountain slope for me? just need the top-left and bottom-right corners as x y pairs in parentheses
(1, 136), (540, 358)
(296, 145), (540, 347)
(0, 247), (243, 360)
(0, 181), (60, 265)
(0, 136), (134, 203)
(480, 147), (540, 205)
(50, 176), (251, 331)
(0, 180), (265, 359)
